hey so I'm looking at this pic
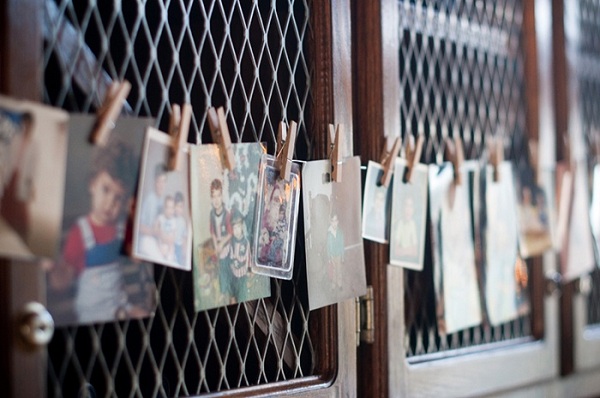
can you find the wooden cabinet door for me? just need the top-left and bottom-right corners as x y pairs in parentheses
(0, 1), (46, 397)
(353, 1), (560, 396)
(2, 0), (359, 396)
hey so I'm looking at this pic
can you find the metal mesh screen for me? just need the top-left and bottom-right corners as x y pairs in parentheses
(43, 0), (321, 396)
(398, 0), (533, 359)
(577, 0), (600, 326)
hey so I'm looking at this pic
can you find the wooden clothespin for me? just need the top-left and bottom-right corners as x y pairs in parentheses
(403, 134), (424, 183)
(90, 80), (131, 145)
(444, 135), (464, 185)
(207, 107), (235, 170)
(328, 123), (343, 182)
(378, 137), (402, 187)
(276, 120), (297, 180)
(167, 103), (192, 171)
(488, 136), (504, 182)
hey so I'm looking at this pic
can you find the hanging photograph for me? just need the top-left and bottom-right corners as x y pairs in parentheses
(361, 161), (392, 243)
(190, 143), (270, 311)
(251, 154), (301, 280)
(0, 96), (69, 260)
(589, 164), (600, 261)
(303, 157), (367, 311)
(132, 127), (192, 270)
(45, 115), (157, 326)
(430, 162), (482, 334)
(514, 165), (553, 258)
(483, 162), (520, 326)
(561, 162), (595, 281)
(389, 158), (428, 270)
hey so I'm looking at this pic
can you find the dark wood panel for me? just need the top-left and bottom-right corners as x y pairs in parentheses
(352, 1), (389, 397)
(0, 1), (44, 397)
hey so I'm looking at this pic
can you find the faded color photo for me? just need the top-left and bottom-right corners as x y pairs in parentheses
(190, 143), (270, 311)
(430, 162), (482, 335)
(561, 162), (595, 281)
(483, 162), (520, 326)
(590, 164), (600, 261)
(133, 127), (192, 270)
(389, 159), (428, 270)
(303, 157), (367, 310)
(0, 96), (69, 260)
(252, 155), (301, 279)
(45, 115), (156, 326)
(362, 161), (392, 243)
(514, 166), (553, 258)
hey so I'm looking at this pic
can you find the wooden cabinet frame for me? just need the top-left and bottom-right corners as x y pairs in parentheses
(0, 0), (358, 396)
(353, 0), (560, 396)
(556, 0), (600, 385)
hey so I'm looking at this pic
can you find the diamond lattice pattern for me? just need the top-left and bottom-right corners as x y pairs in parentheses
(43, 0), (315, 396)
(398, 0), (532, 359)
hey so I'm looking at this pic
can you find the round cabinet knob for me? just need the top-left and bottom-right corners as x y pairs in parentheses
(18, 302), (54, 348)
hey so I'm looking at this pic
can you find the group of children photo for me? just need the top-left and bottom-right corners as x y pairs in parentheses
(191, 143), (270, 312)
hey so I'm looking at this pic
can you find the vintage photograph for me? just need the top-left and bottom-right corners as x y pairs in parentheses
(389, 159), (428, 270)
(590, 164), (600, 261)
(252, 155), (301, 279)
(430, 162), (482, 334)
(132, 127), (192, 270)
(561, 162), (595, 281)
(362, 161), (392, 243)
(190, 143), (270, 311)
(303, 157), (367, 311)
(483, 162), (520, 326)
(0, 96), (69, 260)
(514, 165), (553, 258)
(45, 115), (156, 326)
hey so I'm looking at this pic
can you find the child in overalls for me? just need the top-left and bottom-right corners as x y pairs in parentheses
(61, 139), (138, 323)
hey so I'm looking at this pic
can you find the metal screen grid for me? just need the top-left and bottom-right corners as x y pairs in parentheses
(398, 0), (533, 359)
(577, 0), (600, 326)
(43, 1), (317, 396)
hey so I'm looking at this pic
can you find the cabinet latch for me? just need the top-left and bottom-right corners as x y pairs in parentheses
(356, 285), (374, 346)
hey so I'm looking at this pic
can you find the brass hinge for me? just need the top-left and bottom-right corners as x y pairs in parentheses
(356, 285), (374, 346)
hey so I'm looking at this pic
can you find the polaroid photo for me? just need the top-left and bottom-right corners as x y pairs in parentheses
(590, 164), (600, 262)
(483, 162), (519, 326)
(303, 157), (367, 311)
(0, 96), (69, 260)
(132, 127), (192, 270)
(45, 114), (157, 326)
(514, 164), (553, 258)
(361, 161), (392, 243)
(429, 163), (453, 334)
(430, 162), (482, 335)
(389, 158), (428, 270)
(562, 161), (595, 281)
(252, 154), (301, 280)
(190, 143), (270, 311)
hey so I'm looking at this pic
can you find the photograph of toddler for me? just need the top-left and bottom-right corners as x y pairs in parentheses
(303, 157), (367, 310)
(46, 115), (156, 326)
(133, 127), (192, 270)
(389, 159), (428, 270)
